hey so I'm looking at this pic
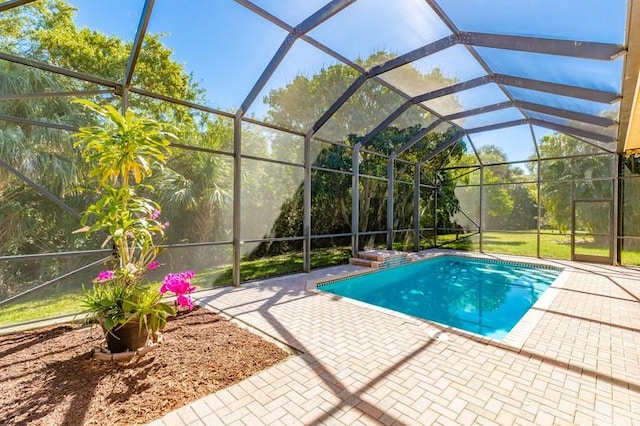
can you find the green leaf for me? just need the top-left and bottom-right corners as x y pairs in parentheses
(104, 317), (114, 331)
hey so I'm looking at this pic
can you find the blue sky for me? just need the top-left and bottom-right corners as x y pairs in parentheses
(68, 0), (625, 163)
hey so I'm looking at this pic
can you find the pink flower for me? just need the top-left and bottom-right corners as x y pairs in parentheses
(147, 260), (160, 271)
(160, 271), (196, 294)
(176, 294), (194, 309)
(160, 221), (170, 229)
(160, 270), (196, 310)
(96, 270), (114, 282)
(150, 209), (161, 220)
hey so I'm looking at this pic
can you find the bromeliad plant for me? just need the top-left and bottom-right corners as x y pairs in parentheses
(73, 99), (195, 342)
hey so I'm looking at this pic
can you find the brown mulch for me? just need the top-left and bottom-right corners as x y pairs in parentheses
(0, 308), (291, 425)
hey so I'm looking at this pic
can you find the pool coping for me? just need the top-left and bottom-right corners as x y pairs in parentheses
(309, 250), (569, 351)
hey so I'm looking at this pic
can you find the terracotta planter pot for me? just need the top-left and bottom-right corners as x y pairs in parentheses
(104, 321), (149, 353)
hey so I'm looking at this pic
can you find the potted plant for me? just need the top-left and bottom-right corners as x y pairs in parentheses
(73, 99), (195, 353)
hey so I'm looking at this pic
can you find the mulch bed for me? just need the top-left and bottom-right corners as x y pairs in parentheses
(0, 308), (290, 425)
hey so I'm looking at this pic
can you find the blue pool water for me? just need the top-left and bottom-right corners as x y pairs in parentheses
(319, 255), (562, 340)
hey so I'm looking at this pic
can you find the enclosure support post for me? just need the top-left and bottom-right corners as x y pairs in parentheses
(537, 158), (541, 258)
(386, 156), (395, 249)
(232, 116), (242, 287)
(414, 163), (421, 251)
(434, 186), (438, 247)
(303, 134), (312, 272)
(614, 154), (622, 264)
(479, 164), (484, 252)
(570, 181), (575, 260)
(351, 144), (361, 257)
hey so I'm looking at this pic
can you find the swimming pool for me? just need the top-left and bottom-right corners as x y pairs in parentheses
(319, 255), (562, 340)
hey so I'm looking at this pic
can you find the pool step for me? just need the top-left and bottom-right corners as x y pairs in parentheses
(349, 250), (412, 269)
(348, 257), (379, 268)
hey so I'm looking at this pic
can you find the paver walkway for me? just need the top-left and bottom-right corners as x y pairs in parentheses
(151, 250), (640, 425)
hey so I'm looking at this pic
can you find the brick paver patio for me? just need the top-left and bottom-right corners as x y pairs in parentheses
(150, 250), (640, 425)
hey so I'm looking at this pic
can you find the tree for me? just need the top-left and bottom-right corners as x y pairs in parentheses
(252, 124), (465, 254)
(1, 0), (201, 117)
(492, 173), (537, 231)
(448, 145), (517, 231)
(0, 0), (231, 300)
(156, 116), (233, 245)
(264, 51), (460, 136)
(0, 0), (221, 255)
(536, 133), (614, 237)
(256, 52), (464, 251)
(0, 61), (93, 255)
(622, 155), (640, 244)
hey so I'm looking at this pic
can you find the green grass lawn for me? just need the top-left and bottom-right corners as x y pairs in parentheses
(3, 238), (638, 329)
(439, 231), (640, 265)
(0, 287), (86, 328)
(215, 247), (351, 283)
(482, 232), (555, 258)
(0, 247), (351, 328)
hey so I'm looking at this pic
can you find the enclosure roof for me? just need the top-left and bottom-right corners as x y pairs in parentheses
(1, 0), (639, 162)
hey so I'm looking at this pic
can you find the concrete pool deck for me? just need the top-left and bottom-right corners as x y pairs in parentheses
(151, 250), (640, 425)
